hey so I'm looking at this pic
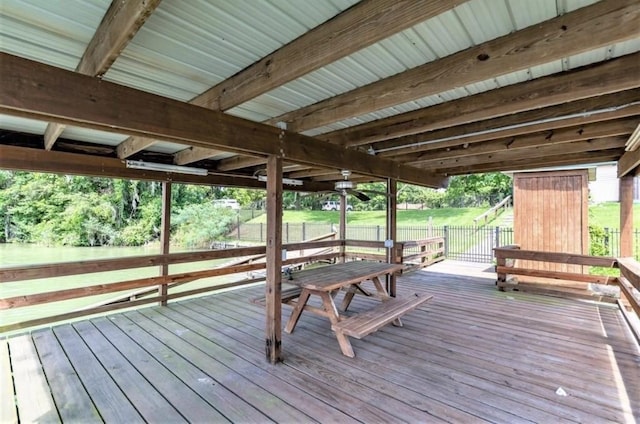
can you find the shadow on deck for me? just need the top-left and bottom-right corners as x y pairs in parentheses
(3, 260), (639, 423)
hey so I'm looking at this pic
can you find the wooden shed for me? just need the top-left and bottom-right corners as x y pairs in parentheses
(514, 170), (589, 274)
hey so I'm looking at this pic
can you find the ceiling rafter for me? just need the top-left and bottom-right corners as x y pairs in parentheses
(193, 0), (459, 112)
(322, 52), (640, 146)
(439, 149), (624, 175)
(0, 53), (446, 188)
(417, 136), (627, 171)
(215, 155), (270, 172)
(117, 0), (459, 163)
(618, 149), (640, 177)
(0, 144), (335, 192)
(373, 89), (640, 157)
(43, 0), (161, 151)
(402, 117), (638, 166)
(174, 146), (225, 166)
(268, 0), (639, 133)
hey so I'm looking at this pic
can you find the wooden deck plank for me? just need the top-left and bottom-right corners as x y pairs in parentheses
(190, 295), (537, 423)
(103, 313), (272, 423)
(4, 260), (638, 423)
(31, 329), (101, 423)
(129, 308), (322, 423)
(0, 340), (17, 424)
(51, 324), (145, 423)
(232, 287), (632, 421)
(220, 292), (587, 423)
(89, 317), (232, 423)
(70, 320), (187, 422)
(8, 334), (60, 423)
(168, 298), (440, 422)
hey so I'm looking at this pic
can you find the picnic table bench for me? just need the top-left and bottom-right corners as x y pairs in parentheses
(253, 261), (434, 357)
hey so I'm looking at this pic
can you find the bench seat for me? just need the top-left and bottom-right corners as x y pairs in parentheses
(250, 286), (302, 306)
(331, 293), (434, 357)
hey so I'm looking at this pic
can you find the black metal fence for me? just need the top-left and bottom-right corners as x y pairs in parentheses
(234, 222), (637, 263)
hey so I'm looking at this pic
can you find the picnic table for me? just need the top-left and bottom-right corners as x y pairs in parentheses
(282, 261), (433, 357)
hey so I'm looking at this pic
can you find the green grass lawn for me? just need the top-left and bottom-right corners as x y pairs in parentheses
(248, 208), (489, 226)
(248, 202), (637, 229)
(589, 202), (640, 228)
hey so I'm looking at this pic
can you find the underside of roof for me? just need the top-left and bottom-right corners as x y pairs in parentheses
(0, 0), (639, 190)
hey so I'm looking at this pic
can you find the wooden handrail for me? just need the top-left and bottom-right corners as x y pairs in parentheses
(494, 246), (618, 268)
(473, 195), (511, 225)
(494, 246), (639, 338)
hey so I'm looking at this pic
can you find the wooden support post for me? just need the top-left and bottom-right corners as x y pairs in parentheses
(159, 181), (171, 306)
(620, 175), (634, 257)
(387, 178), (397, 296)
(265, 155), (283, 363)
(339, 192), (347, 263)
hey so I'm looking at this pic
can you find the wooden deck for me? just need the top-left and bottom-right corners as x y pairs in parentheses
(3, 260), (639, 423)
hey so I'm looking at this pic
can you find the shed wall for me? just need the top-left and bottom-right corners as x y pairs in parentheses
(514, 170), (589, 274)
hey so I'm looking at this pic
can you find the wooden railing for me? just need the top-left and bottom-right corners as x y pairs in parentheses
(399, 237), (445, 271)
(344, 237), (445, 272)
(494, 245), (640, 339)
(473, 195), (512, 225)
(0, 233), (450, 333)
(0, 235), (340, 333)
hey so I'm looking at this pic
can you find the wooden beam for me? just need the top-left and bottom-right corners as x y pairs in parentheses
(404, 119), (637, 165)
(618, 258), (640, 291)
(618, 147), (640, 177)
(375, 89), (640, 156)
(418, 137), (626, 171)
(0, 145), (336, 192)
(43, 123), (65, 151)
(192, 0), (458, 111)
(0, 53), (446, 188)
(44, 0), (161, 150)
(265, 155), (283, 363)
(174, 146), (225, 165)
(339, 192), (347, 263)
(288, 167), (336, 179)
(159, 181), (171, 306)
(323, 52), (640, 146)
(269, 0), (639, 132)
(117, 0), (450, 165)
(216, 155), (267, 172)
(620, 175), (634, 257)
(116, 136), (156, 159)
(386, 178), (397, 297)
(436, 149), (623, 175)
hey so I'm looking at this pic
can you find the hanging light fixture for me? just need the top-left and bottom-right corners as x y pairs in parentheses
(125, 160), (208, 176)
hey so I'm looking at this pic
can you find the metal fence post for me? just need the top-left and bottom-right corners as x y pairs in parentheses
(302, 222), (306, 241)
(237, 215), (240, 240)
(377, 225), (381, 241)
(495, 226), (500, 249)
(443, 225), (449, 257)
(286, 222), (289, 243)
(260, 222), (263, 243)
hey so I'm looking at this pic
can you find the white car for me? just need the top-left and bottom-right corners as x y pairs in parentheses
(321, 201), (352, 211)
(213, 198), (240, 210)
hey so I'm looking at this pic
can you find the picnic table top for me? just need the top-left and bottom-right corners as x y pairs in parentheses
(286, 261), (403, 291)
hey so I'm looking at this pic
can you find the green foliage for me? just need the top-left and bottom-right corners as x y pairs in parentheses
(172, 202), (237, 248)
(588, 224), (609, 257)
(443, 173), (512, 207)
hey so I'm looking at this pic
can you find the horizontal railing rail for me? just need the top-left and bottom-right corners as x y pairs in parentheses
(473, 195), (512, 225)
(494, 245), (639, 340)
(0, 235), (346, 333)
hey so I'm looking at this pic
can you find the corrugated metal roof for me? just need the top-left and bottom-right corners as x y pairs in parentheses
(0, 0), (638, 155)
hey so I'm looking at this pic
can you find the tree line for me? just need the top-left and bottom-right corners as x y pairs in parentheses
(0, 171), (512, 247)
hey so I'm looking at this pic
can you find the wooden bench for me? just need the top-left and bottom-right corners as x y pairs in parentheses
(250, 285), (302, 306)
(331, 293), (434, 357)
